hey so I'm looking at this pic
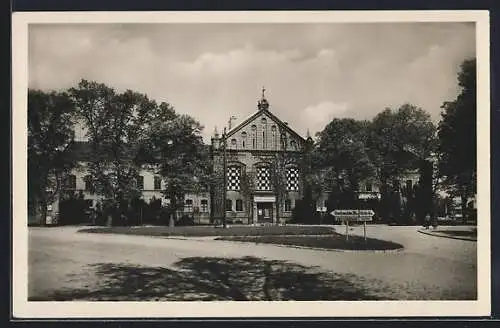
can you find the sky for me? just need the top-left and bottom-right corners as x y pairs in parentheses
(28, 22), (476, 142)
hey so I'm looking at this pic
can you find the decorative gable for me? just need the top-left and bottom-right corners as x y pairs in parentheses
(225, 106), (305, 152)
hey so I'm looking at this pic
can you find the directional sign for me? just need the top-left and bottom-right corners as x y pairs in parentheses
(332, 209), (375, 222)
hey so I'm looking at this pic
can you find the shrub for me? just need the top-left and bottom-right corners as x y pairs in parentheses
(58, 193), (91, 225)
(177, 214), (195, 226)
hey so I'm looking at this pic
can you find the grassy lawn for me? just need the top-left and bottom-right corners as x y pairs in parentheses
(78, 225), (336, 237)
(438, 230), (477, 238)
(217, 234), (403, 251)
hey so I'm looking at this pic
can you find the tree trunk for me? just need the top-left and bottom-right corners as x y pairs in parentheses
(32, 197), (43, 226)
(169, 191), (178, 225)
(106, 214), (113, 227)
(41, 197), (49, 226)
(461, 191), (468, 224)
(275, 199), (280, 225)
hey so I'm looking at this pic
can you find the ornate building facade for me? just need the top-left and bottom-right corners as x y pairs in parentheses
(210, 90), (310, 224)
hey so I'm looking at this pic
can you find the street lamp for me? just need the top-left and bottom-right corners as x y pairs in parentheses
(222, 127), (228, 229)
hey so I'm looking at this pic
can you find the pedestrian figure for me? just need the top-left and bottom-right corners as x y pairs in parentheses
(425, 213), (431, 229)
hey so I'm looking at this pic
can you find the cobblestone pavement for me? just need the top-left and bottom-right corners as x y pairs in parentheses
(28, 225), (477, 301)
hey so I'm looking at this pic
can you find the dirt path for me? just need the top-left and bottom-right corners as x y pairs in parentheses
(28, 225), (477, 301)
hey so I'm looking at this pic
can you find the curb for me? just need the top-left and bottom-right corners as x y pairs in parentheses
(214, 238), (405, 253)
(92, 233), (405, 253)
(417, 229), (476, 242)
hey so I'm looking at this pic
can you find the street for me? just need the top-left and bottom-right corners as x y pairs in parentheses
(28, 225), (477, 301)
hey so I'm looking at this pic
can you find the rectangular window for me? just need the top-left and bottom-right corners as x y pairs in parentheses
(84, 175), (92, 191)
(201, 199), (208, 212)
(66, 175), (76, 189)
(284, 199), (292, 212)
(227, 166), (241, 190)
(406, 179), (413, 191)
(184, 199), (193, 213)
(365, 183), (372, 192)
(236, 199), (243, 212)
(154, 176), (162, 190)
(286, 167), (300, 191)
(137, 176), (144, 190)
(225, 199), (233, 212)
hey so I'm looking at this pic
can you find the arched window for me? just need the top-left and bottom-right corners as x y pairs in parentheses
(227, 165), (241, 191)
(290, 140), (297, 150)
(280, 132), (287, 151)
(256, 166), (271, 191)
(231, 138), (237, 147)
(286, 166), (300, 191)
(271, 125), (277, 149)
(261, 118), (267, 149)
(251, 125), (257, 149)
(241, 132), (247, 148)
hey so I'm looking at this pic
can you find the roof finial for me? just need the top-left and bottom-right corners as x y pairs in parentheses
(257, 86), (269, 111)
(228, 115), (237, 130)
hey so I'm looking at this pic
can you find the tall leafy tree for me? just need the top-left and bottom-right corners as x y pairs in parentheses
(368, 104), (437, 181)
(367, 104), (436, 223)
(152, 114), (211, 225)
(69, 79), (172, 225)
(28, 89), (75, 225)
(438, 58), (477, 217)
(315, 118), (376, 200)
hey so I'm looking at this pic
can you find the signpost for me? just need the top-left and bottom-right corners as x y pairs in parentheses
(332, 209), (375, 242)
(316, 206), (327, 225)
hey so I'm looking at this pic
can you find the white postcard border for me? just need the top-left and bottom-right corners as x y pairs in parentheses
(12, 10), (491, 318)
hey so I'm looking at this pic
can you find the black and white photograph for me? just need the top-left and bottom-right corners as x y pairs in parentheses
(12, 11), (490, 318)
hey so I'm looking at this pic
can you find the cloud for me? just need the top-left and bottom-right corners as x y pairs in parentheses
(299, 101), (349, 135)
(28, 23), (476, 142)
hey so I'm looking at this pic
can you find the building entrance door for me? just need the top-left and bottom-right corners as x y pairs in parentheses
(257, 202), (273, 223)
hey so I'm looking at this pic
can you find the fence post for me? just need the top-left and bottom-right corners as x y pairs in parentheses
(345, 219), (349, 241)
(364, 220), (367, 243)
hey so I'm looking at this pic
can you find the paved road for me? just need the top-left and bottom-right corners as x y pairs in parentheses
(28, 225), (477, 301)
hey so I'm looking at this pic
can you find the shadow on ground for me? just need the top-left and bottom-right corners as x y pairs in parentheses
(29, 256), (393, 301)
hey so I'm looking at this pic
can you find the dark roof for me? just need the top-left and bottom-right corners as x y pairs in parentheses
(225, 107), (306, 145)
(67, 141), (212, 162)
